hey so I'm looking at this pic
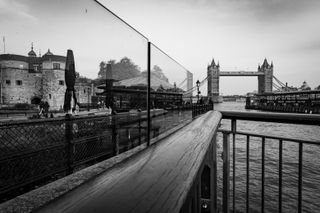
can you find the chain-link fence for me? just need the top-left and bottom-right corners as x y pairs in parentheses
(0, 111), (154, 202)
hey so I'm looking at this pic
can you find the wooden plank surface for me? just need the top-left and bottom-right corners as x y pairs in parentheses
(36, 111), (221, 213)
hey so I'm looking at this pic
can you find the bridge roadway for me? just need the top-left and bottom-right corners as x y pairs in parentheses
(220, 71), (264, 76)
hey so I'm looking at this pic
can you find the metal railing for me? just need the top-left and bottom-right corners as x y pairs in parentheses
(0, 110), (170, 202)
(192, 103), (214, 117)
(218, 111), (320, 213)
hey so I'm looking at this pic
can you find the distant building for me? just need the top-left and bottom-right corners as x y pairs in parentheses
(299, 81), (311, 91)
(0, 47), (92, 110)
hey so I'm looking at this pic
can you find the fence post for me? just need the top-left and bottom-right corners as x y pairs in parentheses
(192, 104), (194, 118)
(112, 115), (119, 155)
(147, 41), (151, 146)
(138, 112), (141, 145)
(65, 114), (74, 175)
(223, 132), (230, 213)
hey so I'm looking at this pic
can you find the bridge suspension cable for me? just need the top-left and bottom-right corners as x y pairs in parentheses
(273, 83), (282, 91)
(182, 76), (208, 96)
(273, 76), (286, 88)
(177, 78), (187, 88)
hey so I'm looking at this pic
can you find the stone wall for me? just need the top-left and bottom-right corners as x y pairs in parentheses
(41, 69), (66, 110)
(75, 83), (93, 104)
(264, 67), (273, 93)
(0, 54), (92, 110)
(258, 65), (273, 94)
(207, 65), (221, 102)
(0, 60), (41, 104)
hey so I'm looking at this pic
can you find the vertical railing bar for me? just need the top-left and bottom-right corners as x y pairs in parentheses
(147, 41), (151, 146)
(298, 142), (303, 213)
(231, 119), (236, 213)
(212, 133), (218, 212)
(65, 114), (74, 175)
(138, 112), (141, 145)
(261, 137), (265, 213)
(279, 139), (283, 213)
(112, 116), (119, 155)
(223, 132), (230, 213)
(246, 135), (250, 213)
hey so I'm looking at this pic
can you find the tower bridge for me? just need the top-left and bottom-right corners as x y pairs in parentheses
(220, 71), (265, 76)
(207, 58), (274, 102)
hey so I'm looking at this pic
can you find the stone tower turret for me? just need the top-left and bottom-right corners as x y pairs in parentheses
(258, 58), (273, 93)
(207, 58), (222, 102)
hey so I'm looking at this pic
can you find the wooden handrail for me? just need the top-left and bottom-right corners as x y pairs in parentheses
(221, 110), (320, 126)
(36, 111), (222, 213)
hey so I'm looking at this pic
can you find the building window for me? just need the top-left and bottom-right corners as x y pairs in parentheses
(53, 63), (60, 69)
(59, 80), (64, 85)
(5, 80), (11, 85)
(16, 80), (22, 86)
(84, 89), (86, 93)
(49, 94), (52, 99)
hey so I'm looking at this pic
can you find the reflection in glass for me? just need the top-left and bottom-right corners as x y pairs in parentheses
(150, 43), (194, 138)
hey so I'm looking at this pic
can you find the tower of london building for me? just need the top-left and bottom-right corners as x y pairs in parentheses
(0, 47), (92, 110)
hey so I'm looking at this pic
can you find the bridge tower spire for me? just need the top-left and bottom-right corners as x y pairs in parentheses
(258, 58), (273, 93)
(207, 58), (222, 103)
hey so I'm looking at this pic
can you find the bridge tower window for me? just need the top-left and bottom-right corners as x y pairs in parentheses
(53, 63), (60, 69)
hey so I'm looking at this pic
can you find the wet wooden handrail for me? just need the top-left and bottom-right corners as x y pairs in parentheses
(36, 111), (222, 213)
(221, 110), (320, 125)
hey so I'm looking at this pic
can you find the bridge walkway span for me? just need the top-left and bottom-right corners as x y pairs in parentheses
(220, 71), (264, 76)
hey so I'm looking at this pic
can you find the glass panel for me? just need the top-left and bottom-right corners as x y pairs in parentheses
(150, 43), (194, 138)
(0, 0), (148, 200)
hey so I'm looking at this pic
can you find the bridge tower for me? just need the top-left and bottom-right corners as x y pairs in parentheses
(207, 59), (222, 103)
(258, 58), (273, 93)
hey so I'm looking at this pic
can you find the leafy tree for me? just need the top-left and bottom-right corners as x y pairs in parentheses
(151, 65), (168, 82)
(98, 57), (141, 80)
(75, 71), (91, 83)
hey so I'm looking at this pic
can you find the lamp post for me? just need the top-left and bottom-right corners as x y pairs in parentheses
(196, 80), (201, 103)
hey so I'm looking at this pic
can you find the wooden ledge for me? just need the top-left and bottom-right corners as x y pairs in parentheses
(36, 111), (222, 213)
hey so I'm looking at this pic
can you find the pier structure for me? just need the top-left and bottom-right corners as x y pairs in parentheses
(246, 90), (320, 114)
(207, 58), (273, 102)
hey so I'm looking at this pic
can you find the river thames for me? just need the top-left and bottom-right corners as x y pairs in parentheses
(214, 102), (320, 213)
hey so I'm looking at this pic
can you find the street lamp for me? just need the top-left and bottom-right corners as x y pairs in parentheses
(196, 80), (201, 103)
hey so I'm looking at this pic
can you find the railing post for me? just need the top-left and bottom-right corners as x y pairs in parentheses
(261, 137), (265, 213)
(212, 133), (218, 212)
(192, 104), (194, 118)
(231, 119), (236, 212)
(65, 114), (74, 175)
(112, 115), (119, 155)
(246, 135), (250, 213)
(223, 132), (230, 213)
(147, 41), (151, 146)
(138, 112), (141, 145)
(298, 143), (303, 213)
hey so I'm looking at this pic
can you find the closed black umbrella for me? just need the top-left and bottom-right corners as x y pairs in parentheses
(63, 49), (77, 114)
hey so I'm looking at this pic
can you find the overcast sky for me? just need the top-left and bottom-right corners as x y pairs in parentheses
(1, 0), (320, 95)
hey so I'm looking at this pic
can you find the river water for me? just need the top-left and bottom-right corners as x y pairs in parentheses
(214, 102), (320, 213)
